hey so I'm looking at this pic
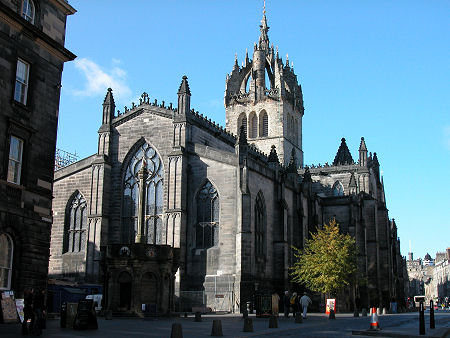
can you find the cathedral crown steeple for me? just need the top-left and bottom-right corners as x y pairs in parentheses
(225, 6), (304, 166)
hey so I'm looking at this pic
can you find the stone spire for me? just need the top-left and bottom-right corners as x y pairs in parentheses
(333, 138), (354, 166)
(177, 75), (191, 116)
(359, 137), (368, 166)
(258, 7), (270, 51)
(102, 88), (115, 125)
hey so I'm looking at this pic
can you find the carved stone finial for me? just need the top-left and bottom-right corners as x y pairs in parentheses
(268, 145), (279, 163)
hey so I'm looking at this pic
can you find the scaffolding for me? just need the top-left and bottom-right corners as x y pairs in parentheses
(55, 148), (79, 170)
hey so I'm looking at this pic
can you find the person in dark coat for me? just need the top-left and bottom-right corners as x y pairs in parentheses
(283, 291), (290, 317)
(32, 289), (46, 336)
(22, 288), (34, 335)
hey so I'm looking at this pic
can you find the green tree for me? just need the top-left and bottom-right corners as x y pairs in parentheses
(290, 218), (357, 296)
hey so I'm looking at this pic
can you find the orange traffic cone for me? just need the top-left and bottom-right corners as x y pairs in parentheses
(369, 307), (380, 330)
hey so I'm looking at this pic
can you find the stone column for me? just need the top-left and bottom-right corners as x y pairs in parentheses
(136, 161), (148, 243)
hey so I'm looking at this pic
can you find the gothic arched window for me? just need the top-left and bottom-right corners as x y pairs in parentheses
(22, 0), (35, 24)
(249, 112), (257, 138)
(0, 233), (13, 290)
(196, 181), (219, 249)
(237, 113), (247, 136)
(64, 192), (87, 253)
(122, 142), (164, 244)
(255, 191), (266, 257)
(332, 181), (344, 196)
(259, 110), (268, 137)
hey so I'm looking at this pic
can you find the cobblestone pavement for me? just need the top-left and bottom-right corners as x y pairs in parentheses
(2, 311), (450, 337)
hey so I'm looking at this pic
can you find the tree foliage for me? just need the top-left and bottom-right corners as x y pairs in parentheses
(290, 218), (357, 296)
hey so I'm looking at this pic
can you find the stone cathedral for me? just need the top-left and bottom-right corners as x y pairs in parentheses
(49, 13), (406, 315)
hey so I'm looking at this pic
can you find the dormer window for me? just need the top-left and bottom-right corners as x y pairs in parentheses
(22, 0), (35, 24)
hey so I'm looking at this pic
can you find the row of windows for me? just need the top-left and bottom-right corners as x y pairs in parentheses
(237, 111), (268, 138)
(62, 143), (269, 257)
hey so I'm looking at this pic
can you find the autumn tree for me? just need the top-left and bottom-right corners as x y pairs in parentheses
(290, 218), (357, 297)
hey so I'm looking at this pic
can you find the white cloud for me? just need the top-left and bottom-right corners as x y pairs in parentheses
(72, 58), (132, 101)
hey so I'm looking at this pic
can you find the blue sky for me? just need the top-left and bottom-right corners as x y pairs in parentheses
(57, 1), (450, 260)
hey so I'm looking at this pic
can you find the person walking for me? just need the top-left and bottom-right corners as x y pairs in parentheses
(271, 291), (280, 316)
(283, 291), (290, 317)
(22, 288), (34, 335)
(32, 289), (46, 336)
(290, 292), (299, 316)
(300, 292), (312, 319)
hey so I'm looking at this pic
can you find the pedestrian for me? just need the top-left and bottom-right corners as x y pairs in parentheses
(283, 291), (290, 317)
(290, 292), (298, 316)
(22, 288), (34, 335)
(32, 289), (46, 336)
(271, 291), (280, 316)
(300, 292), (312, 319)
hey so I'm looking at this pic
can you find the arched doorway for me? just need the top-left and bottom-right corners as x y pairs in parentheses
(117, 271), (132, 309)
(141, 272), (158, 311)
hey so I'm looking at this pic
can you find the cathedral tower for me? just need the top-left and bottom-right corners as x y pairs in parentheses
(225, 9), (304, 166)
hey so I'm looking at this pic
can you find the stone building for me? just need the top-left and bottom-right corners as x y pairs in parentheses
(407, 249), (450, 305)
(0, 0), (75, 296)
(48, 13), (405, 315)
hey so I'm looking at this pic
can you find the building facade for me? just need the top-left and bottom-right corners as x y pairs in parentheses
(407, 249), (450, 306)
(48, 13), (405, 314)
(0, 0), (75, 296)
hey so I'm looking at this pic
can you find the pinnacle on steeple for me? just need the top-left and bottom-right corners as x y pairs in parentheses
(359, 137), (367, 151)
(258, 4), (270, 50)
(177, 75), (191, 95)
(102, 87), (116, 125)
(177, 75), (191, 116)
(359, 137), (368, 166)
(372, 152), (379, 166)
(333, 138), (354, 166)
(268, 145), (279, 163)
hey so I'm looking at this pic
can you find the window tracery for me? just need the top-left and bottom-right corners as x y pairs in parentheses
(332, 181), (344, 196)
(122, 142), (164, 244)
(64, 192), (87, 253)
(255, 191), (266, 257)
(195, 181), (219, 249)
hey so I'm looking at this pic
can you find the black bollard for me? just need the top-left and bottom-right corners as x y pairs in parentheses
(243, 309), (248, 319)
(419, 301), (425, 335)
(171, 323), (183, 338)
(211, 319), (223, 336)
(295, 312), (303, 323)
(353, 308), (359, 317)
(243, 318), (253, 332)
(194, 311), (202, 322)
(269, 315), (278, 328)
(430, 300), (435, 329)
